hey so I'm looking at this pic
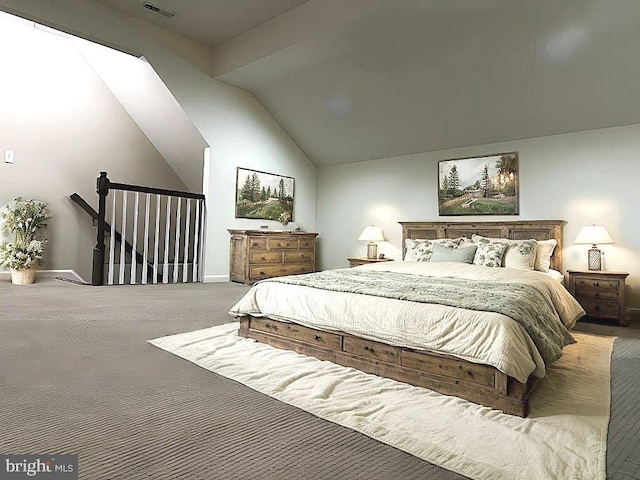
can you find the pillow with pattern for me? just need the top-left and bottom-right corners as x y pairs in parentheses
(404, 238), (464, 261)
(471, 234), (538, 270)
(472, 242), (508, 268)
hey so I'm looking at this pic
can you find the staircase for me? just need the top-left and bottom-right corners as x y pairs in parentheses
(71, 172), (206, 286)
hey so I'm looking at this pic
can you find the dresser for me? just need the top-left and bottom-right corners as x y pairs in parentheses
(228, 230), (318, 285)
(567, 270), (629, 326)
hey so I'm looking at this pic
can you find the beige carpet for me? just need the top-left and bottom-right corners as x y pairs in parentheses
(150, 323), (613, 480)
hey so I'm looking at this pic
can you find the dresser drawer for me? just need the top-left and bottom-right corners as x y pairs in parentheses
(250, 317), (341, 349)
(575, 278), (618, 292)
(299, 238), (315, 249)
(580, 300), (620, 318)
(575, 286), (618, 302)
(248, 237), (268, 249)
(344, 336), (401, 364)
(284, 250), (314, 262)
(268, 237), (299, 249)
(249, 262), (313, 280)
(249, 251), (283, 263)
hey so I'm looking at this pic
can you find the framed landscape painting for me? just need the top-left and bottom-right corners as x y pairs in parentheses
(438, 152), (519, 216)
(235, 167), (295, 223)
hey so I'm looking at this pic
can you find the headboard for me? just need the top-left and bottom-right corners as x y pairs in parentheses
(399, 220), (566, 271)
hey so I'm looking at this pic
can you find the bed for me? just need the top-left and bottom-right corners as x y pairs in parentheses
(229, 220), (585, 417)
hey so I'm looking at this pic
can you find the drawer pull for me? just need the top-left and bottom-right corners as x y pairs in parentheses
(260, 256), (266, 260)
(363, 345), (374, 352)
(313, 335), (320, 341)
(593, 281), (599, 287)
(259, 271), (265, 275)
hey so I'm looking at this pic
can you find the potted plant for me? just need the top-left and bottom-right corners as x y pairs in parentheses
(0, 197), (50, 285)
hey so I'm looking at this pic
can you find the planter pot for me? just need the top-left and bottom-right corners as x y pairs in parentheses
(10, 266), (37, 285)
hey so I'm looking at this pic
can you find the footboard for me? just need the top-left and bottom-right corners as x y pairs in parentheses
(238, 316), (536, 417)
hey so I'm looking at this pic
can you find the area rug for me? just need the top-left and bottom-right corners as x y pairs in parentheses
(149, 323), (613, 480)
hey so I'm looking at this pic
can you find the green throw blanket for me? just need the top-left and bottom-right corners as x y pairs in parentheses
(261, 269), (575, 366)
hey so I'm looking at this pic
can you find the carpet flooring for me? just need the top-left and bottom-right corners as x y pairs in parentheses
(1, 279), (639, 479)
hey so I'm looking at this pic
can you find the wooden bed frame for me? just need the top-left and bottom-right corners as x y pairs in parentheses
(238, 220), (566, 417)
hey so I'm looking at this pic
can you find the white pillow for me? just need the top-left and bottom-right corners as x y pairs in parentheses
(471, 234), (538, 270)
(404, 238), (464, 261)
(534, 239), (557, 272)
(542, 269), (564, 283)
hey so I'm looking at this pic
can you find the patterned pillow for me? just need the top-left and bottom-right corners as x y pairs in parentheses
(472, 242), (508, 268)
(430, 243), (477, 263)
(404, 238), (463, 261)
(471, 234), (538, 270)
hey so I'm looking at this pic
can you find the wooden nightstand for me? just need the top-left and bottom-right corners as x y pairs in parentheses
(348, 257), (394, 268)
(567, 270), (629, 326)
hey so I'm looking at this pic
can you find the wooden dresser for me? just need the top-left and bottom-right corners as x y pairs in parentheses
(228, 230), (318, 285)
(567, 270), (629, 326)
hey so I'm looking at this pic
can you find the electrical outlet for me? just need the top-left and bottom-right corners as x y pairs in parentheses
(4, 149), (14, 164)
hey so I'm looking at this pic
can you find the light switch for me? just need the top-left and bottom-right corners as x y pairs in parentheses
(4, 149), (14, 164)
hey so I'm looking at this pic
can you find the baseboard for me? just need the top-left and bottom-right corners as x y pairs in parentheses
(0, 269), (87, 283)
(203, 274), (230, 283)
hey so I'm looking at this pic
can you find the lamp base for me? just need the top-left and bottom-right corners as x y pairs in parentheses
(588, 247), (602, 270)
(366, 242), (378, 260)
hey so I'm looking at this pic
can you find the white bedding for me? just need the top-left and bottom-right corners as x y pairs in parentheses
(229, 262), (585, 383)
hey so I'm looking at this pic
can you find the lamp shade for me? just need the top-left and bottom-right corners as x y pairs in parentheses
(358, 225), (384, 242)
(574, 225), (613, 245)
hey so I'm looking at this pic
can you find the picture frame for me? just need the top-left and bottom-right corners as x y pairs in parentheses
(438, 152), (519, 216)
(235, 167), (295, 223)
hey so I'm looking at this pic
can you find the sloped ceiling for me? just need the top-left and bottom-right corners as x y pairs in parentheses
(98, 0), (640, 167)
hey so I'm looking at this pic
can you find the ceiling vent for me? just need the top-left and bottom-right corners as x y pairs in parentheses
(139, 2), (176, 18)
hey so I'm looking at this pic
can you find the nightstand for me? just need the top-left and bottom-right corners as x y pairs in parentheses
(348, 257), (394, 268)
(567, 270), (629, 326)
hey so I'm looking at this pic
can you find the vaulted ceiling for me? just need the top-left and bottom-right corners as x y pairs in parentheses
(97, 0), (640, 167)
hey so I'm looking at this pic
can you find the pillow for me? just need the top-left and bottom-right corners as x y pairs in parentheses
(534, 239), (557, 272)
(471, 234), (538, 270)
(429, 243), (477, 264)
(404, 238), (463, 261)
(472, 242), (508, 268)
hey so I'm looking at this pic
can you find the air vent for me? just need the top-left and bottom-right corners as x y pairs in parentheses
(139, 2), (176, 18)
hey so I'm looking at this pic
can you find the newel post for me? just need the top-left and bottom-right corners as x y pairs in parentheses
(92, 171), (110, 285)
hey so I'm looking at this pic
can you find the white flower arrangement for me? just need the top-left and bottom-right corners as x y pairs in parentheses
(0, 197), (50, 271)
(0, 240), (45, 270)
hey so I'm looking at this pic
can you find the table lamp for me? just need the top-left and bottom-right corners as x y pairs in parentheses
(358, 225), (384, 259)
(574, 224), (613, 270)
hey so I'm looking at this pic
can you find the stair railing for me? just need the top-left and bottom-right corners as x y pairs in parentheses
(89, 171), (206, 286)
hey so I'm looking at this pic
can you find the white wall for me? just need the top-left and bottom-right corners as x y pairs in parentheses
(317, 124), (640, 309)
(0, 1), (317, 283)
(0, 16), (187, 281)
